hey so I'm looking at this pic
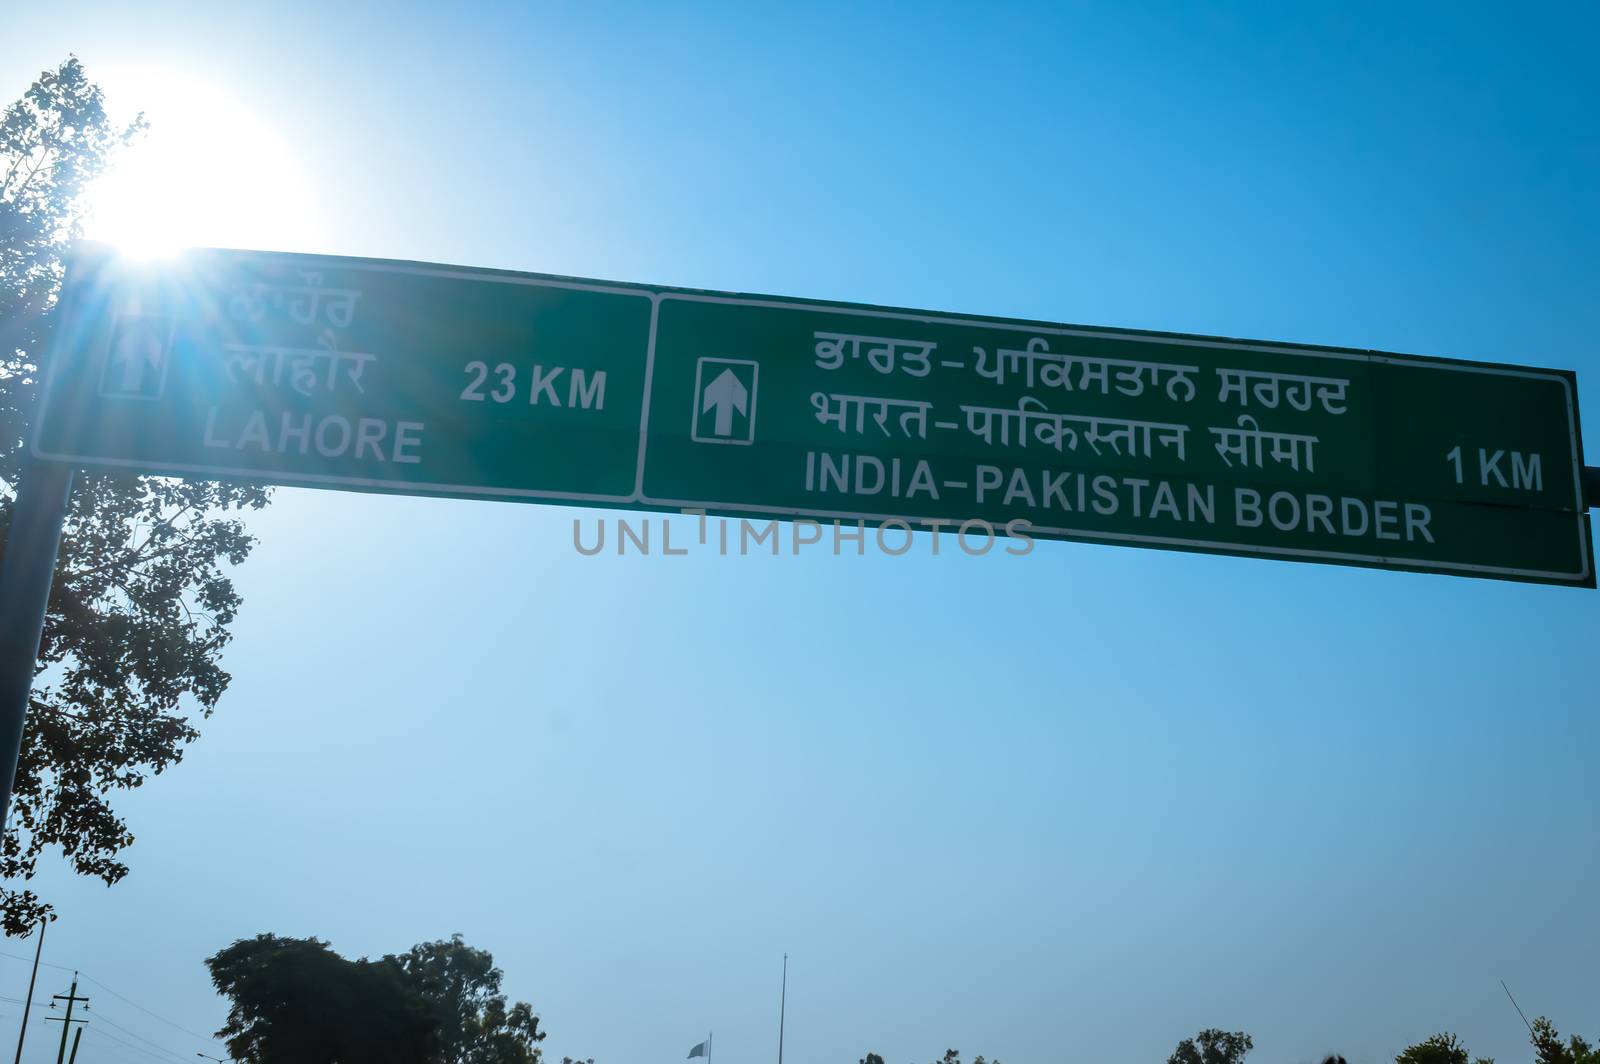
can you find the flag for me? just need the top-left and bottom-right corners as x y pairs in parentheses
(688, 1043), (708, 1059)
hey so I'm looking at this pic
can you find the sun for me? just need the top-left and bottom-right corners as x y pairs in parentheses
(83, 67), (322, 257)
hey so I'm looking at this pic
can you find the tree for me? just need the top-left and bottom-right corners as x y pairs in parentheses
(920, 1049), (1000, 1064)
(208, 933), (547, 1064)
(387, 934), (546, 1064)
(859, 1054), (884, 1064)
(0, 56), (270, 935)
(1531, 1017), (1600, 1064)
(1168, 1029), (1254, 1064)
(1396, 1032), (1493, 1064)
(206, 934), (437, 1064)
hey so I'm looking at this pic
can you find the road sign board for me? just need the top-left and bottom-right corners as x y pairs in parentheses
(34, 245), (1593, 586)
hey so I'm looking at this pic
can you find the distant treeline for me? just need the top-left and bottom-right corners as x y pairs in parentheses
(859, 1020), (1598, 1064)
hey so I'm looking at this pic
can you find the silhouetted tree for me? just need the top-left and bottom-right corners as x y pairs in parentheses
(1168, 1029), (1253, 1064)
(918, 1049), (1000, 1064)
(1531, 1017), (1600, 1064)
(206, 934), (436, 1064)
(388, 934), (546, 1064)
(1, 56), (269, 935)
(207, 933), (549, 1064)
(860, 1054), (884, 1064)
(1395, 1032), (1493, 1064)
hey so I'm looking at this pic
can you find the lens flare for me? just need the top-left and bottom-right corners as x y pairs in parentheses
(84, 68), (321, 256)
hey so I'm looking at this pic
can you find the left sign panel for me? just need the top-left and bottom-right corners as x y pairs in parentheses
(33, 246), (655, 503)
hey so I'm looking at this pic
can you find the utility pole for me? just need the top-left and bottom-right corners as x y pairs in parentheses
(12, 918), (46, 1064)
(45, 973), (89, 1064)
(65, 1029), (82, 1064)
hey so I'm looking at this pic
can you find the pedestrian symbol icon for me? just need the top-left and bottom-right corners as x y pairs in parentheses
(691, 357), (758, 445)
(98, 313), (172, 401)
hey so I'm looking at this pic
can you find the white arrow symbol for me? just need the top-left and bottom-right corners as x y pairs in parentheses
(113, 327), (160, 393)
(701, 368), (748, 436)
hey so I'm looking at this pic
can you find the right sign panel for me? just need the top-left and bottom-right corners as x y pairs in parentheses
(641, 294), (1592, 586)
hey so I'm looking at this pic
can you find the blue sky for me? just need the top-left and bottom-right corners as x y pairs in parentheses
(4, 4), (1598, 1064)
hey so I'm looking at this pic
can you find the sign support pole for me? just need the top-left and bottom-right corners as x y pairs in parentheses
(0, 461), (73, 832)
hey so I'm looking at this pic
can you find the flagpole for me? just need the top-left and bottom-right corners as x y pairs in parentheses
(777, 954), (787, 1064)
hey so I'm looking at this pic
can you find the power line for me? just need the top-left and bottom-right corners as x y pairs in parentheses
(83, 1024), (200, 1064)
(0, 951), (72, 974)
(78, 972), (225, 1045)
(88, 1010), (197, 1064)
(0, 997), (46, 1008)
(0, 949), (225, 1047)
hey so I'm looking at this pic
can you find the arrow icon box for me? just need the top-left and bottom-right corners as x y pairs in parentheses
(690, 356), (759, 445)
(96, 312), (173, 401)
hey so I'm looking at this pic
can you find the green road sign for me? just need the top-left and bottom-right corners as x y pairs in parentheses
(34, 245), (1593, 586)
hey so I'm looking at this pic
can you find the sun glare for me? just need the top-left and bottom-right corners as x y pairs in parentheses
(84, 68), (321, 257)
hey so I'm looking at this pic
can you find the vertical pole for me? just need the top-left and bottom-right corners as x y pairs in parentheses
(777, 954), (786, 1064)
(1501, 979), (1535, 1037)
(0, 462), (73, 831)
(53, 973), (78, 1064)
(12, 917), (46, 1064)
(65, 1028), (81, 1064)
